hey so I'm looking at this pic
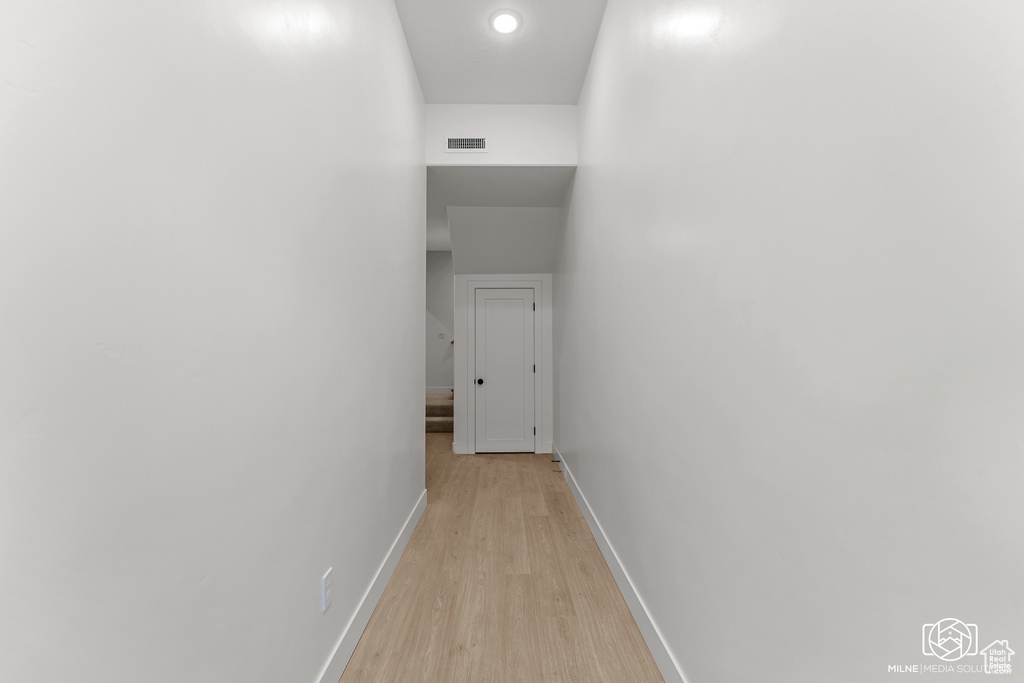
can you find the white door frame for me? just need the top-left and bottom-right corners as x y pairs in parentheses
(453, 274), (553, 455)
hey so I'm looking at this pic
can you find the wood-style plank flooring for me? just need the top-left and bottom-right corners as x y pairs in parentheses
(338, 433), (664, 683)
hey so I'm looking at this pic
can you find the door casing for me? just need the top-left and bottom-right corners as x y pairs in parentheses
(453, 274), (553, 455)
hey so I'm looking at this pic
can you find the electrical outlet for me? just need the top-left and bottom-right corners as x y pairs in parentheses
(437, 333), (445, 340)
(321, 568), (332, 613)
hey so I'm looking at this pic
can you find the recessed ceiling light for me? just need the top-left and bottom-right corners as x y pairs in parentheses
(491, 10), (521, 34)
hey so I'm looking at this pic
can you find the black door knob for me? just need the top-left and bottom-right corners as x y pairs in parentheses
(477, 378), (484, 385)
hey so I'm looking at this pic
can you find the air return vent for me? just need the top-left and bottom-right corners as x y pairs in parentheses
(445, 137), (487, 153)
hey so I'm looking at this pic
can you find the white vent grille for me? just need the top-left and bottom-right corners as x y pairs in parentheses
(445, 137), (487, 153)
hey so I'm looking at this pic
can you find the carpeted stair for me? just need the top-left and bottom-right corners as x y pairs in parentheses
(426, 392), (454, 432)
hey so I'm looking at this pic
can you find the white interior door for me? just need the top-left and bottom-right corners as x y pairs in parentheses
(474, 288), (535, 453)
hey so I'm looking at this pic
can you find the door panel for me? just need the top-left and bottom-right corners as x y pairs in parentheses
(474, 289), (535, 453)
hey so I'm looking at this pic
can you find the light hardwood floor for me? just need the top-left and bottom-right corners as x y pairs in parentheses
(338, 433), (664, 683)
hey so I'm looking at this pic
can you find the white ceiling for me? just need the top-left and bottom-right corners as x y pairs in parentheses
(393, 0), (609, 104)
(427, 166), (576, 250)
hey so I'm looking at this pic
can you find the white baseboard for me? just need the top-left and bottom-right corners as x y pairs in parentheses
(452, 443), (552, 455)
(426, 387), (454, 394)
(552, 445), (688, 683)
(314, 489), (428, 683)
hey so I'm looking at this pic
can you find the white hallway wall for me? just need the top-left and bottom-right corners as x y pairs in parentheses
(554, 0), (1024, 681)
(0, 1), (425, 682)
(425, 104), (577, 166)
(448, 206), (563, 275)
(426, 251), (455, 392)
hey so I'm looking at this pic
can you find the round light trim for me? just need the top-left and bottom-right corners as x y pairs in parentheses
(491, 10), (521, 34)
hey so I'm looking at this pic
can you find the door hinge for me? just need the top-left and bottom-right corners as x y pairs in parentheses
(533, 427), (536, 435)
(533, 364), (536, 373)
(533, 303), (535, 311)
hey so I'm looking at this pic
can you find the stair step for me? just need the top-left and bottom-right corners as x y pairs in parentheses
(426, 404), (454, 417)
(426, 393), (454, 417)
(426, 416), (453, 433)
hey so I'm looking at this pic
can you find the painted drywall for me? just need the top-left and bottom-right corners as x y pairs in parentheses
(0, 1), (425, 682)
(425, 104), (577, 166)
(426, 251), (455, 392)
(448, 206), (563, 275)
(394, 0), (608, 104)
(426, 165), (576, 250)
(554, 1), (1024, 681)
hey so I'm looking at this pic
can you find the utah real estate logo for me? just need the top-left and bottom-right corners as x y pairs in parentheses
(888, 618), (1014, 675)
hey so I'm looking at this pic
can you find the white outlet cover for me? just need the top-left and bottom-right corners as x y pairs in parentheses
(321, 568), (333, 613)
(437, 333), (446, 340)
